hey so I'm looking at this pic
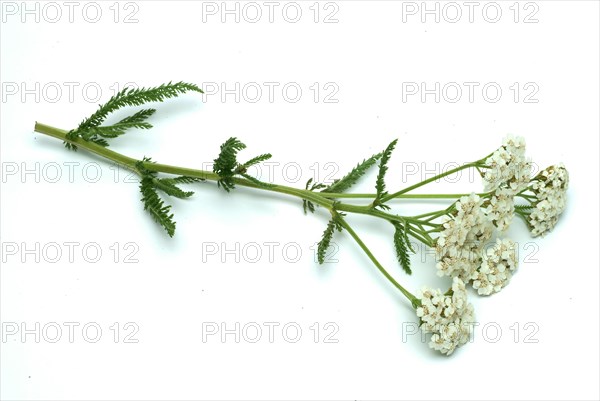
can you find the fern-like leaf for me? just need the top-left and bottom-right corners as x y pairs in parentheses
(322, 152), (382, 193)
(81, 109), (156, 140)
(515, 204), (536, 213)
(139, 175), (176, 237)
(135, 158), (196, 236)
(213, 137), (246, 192)
(303, 199), (315, 215)
(239, 153), (272, 171)
(373, 139), (398, 209)
(317, 219), (336, 264)
(88, 137), (109, 147)
(65, 82), (202, 149)
(160, 176), (205, 185)
(78, 82), (202, 131)
(152, 178), (195, 199)
(302, 178), (326, 215)
(316, 215), (344, 264)
(392, 222), (412, 274)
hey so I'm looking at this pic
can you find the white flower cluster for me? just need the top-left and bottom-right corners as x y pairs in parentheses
(436, 194), (493, 280)
(528, 164), (569, 237)
(483, 135), (532, 194)
(483, 185), (515, 231)
(482, 135), (532, 231)
(416, 277), (475, 355)
(471, 238), (518, 295)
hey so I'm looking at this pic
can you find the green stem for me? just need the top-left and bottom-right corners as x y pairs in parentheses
(34, 122), (139, 169)
(335, 216), (417, 305)
(381, 162), (485, 203)
(323, 192), (488, 200)
(33, 122), (441, 251)
(34, 122), (335, 211)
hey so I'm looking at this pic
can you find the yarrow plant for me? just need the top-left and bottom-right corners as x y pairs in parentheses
(33, 82), (569, 355)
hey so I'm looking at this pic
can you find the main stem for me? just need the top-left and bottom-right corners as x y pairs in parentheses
(35, 122), (481, 250)
(34, 122), (335, 210)
(323, 192), (488, 199)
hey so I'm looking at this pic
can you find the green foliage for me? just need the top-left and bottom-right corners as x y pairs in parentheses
(515, 204), (535, 213)
(213, 137), (273, 192)
(152, 178), (195, 199)
(136, 158), (203, 237)
(303, 178), (327, 214)
(65, 82), (202, 149)
(160, 175), (205, 186)
(239, 154), (272, 171)
(139, 174), (177, 237)
(392, 222), (412, 274)
(317, 213), (344, 264)
(373, 139), (398, 210)
(322, 152), (382, 193)
(77, 109), (156, 147)
(77, 82), (202, 131)
(213, 137), (247, 192)
(88, 137), (109, 147)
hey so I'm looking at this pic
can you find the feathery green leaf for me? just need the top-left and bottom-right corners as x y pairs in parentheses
(515, 204), (535, 213)
(303, 199), (315, 215)
(135, 158), (189, 237)
(373, 139), (398, 209)
(82, 109), (155, 139)
(139, 175), (176, 237)
(161, 176), (205, 185)
(213, 137), (246, 192)
(322, 152), (382, 193)
(152, 178), (195, 199)
(317, 219), (336, 264)
(392, 222), (412, 274)
(302, 178), (326, 214)
(78, 82), (202, 131)
(316, 214), (344, 264)
(65, 82), (202, 149)
(88, 137), (109, 147)
(239, 153), (272, 170)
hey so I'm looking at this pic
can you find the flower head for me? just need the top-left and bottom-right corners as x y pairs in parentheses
(483, 185), (515, 231)
(471, 238), (518, 295)
(483, 135), (532, 194)
(416, 277), (475, 355)
(436, 194), (493, 280)
(527, 164), (569, 237)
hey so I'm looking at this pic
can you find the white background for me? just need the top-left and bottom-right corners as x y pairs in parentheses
(1, 1), (599, 400)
